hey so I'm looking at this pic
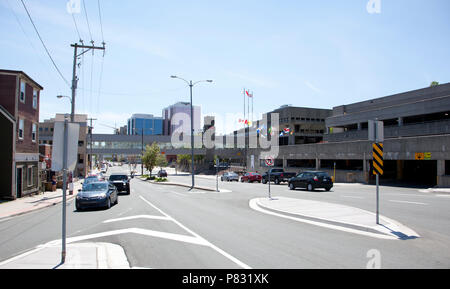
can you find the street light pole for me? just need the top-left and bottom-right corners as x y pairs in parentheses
(170, 76), (213, 190)
(189, 81), (195, 189)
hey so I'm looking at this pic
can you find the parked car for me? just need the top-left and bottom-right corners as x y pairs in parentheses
(157, 170), (168, 177)
(221, 172), (239, 182)
(240, 172), (262, 183)
(261, 168), (296, 185)
(108, 173), (131, 194)
(82, 174), (104, 189)
(76, 182), (118, 211)
(288, 171), (333, 191)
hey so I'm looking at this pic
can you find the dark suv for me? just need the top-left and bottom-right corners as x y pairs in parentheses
(288, 171), (333, 191)
(108, 174), (131, 194)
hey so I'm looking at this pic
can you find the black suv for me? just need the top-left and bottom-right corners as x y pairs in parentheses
(288, 171), (333, 191)
(109, 174), (131, 194)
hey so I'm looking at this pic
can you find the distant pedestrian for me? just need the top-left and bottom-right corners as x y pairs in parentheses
(68, 173), (73, 195)
(51, 175), (57, 192)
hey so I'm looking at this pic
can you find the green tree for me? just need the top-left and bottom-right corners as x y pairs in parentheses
(430, 81), (439, 87)
(142, 142), (160, 177)
(156, 153), (168, 170)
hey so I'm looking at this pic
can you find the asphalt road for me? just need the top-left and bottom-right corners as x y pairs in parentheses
(1, 166), (449, 268)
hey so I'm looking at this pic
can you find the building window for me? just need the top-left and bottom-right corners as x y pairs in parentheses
(32, 89), (38, 109)
(18, 119), (24, 140)
(20, 81), (26, 103)
(32, 123), (37, 142)
(27, 166), (34, 187)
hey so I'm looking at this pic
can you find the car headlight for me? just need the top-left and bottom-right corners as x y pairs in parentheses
(98, 193), (107, 198)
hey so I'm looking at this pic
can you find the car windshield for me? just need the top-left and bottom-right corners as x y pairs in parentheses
(83, 183), (108, 191)
(229, 173), (237, 176)
(109, 175), (127, 181)
(271, 169), (283, 173)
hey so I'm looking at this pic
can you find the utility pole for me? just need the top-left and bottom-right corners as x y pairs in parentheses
(87, 118), (97, 172)
(70, 42), (105, 123)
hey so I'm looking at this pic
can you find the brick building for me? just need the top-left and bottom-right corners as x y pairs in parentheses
(0, 69), (43, 199)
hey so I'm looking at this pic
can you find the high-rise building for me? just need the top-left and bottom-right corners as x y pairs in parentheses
(162, 102), (201, 136)
(127, 114), (163, 135)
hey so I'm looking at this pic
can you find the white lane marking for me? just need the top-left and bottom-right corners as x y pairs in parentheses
(139, 195), (251, 269)
(44, 228), (209, 247)
(436, 194), (450, 198)
(341, 195), (364, 199)
(388, 200), (428, 205)
(249, 199), (396, 240)
(103, 215), (171, 223)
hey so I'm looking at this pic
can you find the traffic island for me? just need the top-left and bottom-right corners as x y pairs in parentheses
(250, 197), (420, 240)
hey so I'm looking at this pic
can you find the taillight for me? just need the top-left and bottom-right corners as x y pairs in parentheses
(313, 176), (319, 181)
(281, 173), (284, 178)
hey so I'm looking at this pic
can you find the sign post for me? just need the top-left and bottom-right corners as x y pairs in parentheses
(370, 119), (384, 225)
(265, 156), (274, 199)
(51, 117), (80, 264)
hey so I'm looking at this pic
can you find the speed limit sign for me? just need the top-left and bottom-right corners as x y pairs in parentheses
(265, 156), (274, 167)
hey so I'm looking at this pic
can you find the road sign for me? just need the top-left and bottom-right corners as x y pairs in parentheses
(372, 143), (384, 175)
(265, 156), (274, 167)
(51, 121), (80, 172)
(368, 120), (384, 142)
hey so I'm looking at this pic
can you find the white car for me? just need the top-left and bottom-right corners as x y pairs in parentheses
(221, 172), (239, 182)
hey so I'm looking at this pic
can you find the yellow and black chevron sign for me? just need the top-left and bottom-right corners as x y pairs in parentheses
(372, 143), (384, 175)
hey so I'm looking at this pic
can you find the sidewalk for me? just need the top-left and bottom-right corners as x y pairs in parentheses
(251, 197), (420, 240)
(0, 242), (130, 269)
(0, 181), (82, 220)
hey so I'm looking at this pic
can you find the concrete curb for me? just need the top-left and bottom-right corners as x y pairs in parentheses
(137, 177), (218, 192)
(252, 197), (420, 240)
(0, 242), (130, 269)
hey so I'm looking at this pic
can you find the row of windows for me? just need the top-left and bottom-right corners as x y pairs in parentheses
(18, 119), (37, 142)
(19, 80), (38, 109)
(280, 117), (326, 123)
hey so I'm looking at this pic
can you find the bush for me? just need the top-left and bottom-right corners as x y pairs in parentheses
(146, 176), (156, 180)
(155, 177), (168, 182)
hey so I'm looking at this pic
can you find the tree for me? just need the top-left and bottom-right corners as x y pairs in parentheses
(142, 142), (160, 177)
(430, 81), (439, 87)
(156, 153), (168, 170)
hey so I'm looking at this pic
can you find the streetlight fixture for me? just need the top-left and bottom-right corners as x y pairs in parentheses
(170, 76), (213, 189)
(57, 95), (75, 123)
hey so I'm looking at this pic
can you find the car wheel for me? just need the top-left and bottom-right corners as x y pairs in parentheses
(241, 178), (244, 182)
(115, 195), (119, 205)
(106, 198), (111, 209)
(325, 187), (331, 192)
(307, 183), (314, 191)
(76, 202), (82, 211)
(289, 183), (295, 190)
(275, 178), (280, 185)
(262, 179), (267, 184)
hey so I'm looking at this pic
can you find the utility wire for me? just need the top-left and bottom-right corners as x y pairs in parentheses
(71, 13), (83, 42)
(97, 0), (105, 43)
(82, 0), (93, 43)
(20, 0), (70, 87)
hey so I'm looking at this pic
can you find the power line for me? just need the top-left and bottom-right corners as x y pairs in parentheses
(97, 0), (105, 43)
(82, 0), (93, 43)
(20, 0), (70, 87)
(71, 13), (83, 42)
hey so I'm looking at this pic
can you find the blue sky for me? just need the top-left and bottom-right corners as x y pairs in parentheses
(1, 0), (449, 134)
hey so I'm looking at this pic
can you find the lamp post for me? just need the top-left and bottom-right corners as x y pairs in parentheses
(57, 95), (74, 123)
(170, 76), (213, 189)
